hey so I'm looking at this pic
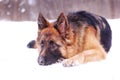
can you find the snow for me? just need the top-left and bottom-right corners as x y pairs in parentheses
(0, 19), (120, 80)
(28, 0), (36, 6)
(20, 8), (26, 13)
(6, 11), (10, 15)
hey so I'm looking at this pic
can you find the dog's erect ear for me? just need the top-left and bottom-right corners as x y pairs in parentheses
(56, 13), (69, 38)
(38, 13), (49, 30)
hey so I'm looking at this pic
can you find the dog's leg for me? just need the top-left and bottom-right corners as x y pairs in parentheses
(62, 26), (106, 67)
(62, 49), (106, 67)
(27, 40), (37, 48)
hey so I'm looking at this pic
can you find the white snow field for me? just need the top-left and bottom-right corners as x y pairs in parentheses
(0, 19), (120, 80)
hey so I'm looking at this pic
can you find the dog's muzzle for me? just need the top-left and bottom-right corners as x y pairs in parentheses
(37, 56), (46, 65)
(37, 55), (64, 66)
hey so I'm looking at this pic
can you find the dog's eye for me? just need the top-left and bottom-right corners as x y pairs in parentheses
(40, 40), (44, 48)
(49, 40), (54, 45)
(49, 41), (55, 47)
(49, 40), (58, 50)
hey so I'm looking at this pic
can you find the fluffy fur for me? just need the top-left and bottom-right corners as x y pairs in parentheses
(27, 11), (112, 67)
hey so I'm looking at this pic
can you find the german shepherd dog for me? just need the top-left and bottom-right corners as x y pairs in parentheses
(27, 11), (112, 67)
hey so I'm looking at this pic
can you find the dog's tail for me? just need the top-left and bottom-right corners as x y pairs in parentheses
(100, 17), (112, 52)
(73, 11), (112, 52)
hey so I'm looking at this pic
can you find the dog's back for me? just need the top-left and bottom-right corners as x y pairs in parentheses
(67, 11), (112, 52)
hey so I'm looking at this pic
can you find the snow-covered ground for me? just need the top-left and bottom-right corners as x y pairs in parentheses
(0, 19), (120, 80)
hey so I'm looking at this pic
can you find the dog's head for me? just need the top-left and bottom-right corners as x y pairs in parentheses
(36, 13), (74, 65)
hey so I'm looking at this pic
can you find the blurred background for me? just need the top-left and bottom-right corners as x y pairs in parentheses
(0, 0), (120, 21)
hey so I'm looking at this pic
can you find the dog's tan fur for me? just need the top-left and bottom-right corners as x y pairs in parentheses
(62, 26), (106, 66)
(27, 11), (111, 67)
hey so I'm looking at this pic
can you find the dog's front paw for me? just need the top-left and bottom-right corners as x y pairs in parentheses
(57, 58), (64, 63)
(62, 55), (84, 67)
(62, 59), (79, 67)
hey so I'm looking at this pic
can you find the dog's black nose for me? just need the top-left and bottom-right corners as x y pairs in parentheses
(38, 56), (45, 65)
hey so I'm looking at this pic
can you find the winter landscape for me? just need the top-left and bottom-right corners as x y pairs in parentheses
(0, 19), (120, 80)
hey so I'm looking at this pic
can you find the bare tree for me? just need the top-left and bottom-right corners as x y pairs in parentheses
(0, 0), (120, 21)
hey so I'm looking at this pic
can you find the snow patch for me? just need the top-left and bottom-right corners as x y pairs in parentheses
(21, 8), (26, 13)
(28, 0), (36, 6)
